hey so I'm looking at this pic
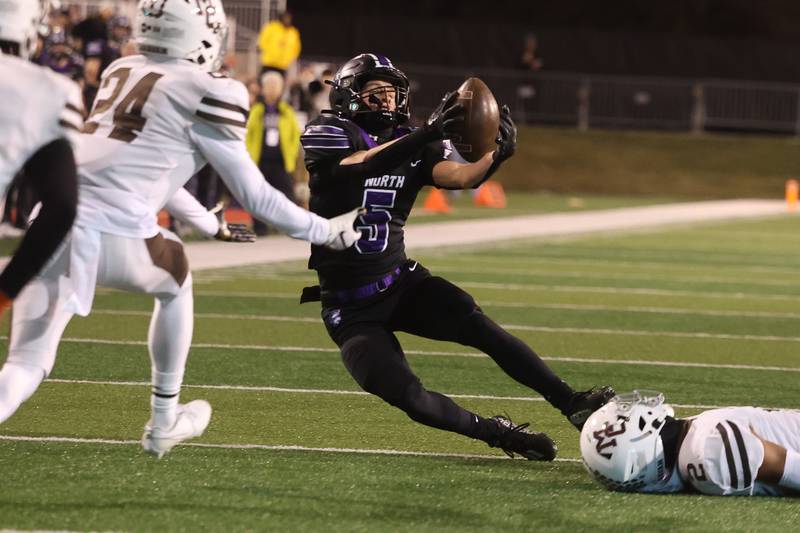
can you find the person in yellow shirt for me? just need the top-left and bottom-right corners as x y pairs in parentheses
(245, 71), (302, 235)
(257, 11), (301, 78)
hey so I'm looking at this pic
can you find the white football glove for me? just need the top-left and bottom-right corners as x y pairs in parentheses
(324, 207), (364, 251)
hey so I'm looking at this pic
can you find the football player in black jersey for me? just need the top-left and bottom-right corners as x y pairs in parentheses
(300, 53), (614, 461)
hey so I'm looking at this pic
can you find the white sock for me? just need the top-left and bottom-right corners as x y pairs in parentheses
(0, 361), (45, 424)
(147, 275), (193, 429)
(779, 448), (800, 491)
(150, 384), (180, 429)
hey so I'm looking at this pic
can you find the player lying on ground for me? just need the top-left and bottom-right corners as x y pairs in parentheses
(299, 53), (614, 461)
(0, 0), (362, 459)
(581, 390), (800, 496)
(0, 0), (79, 412)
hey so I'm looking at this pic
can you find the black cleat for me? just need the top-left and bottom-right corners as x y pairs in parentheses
(562, 386), (616, 431)
(487, 415), (557, 461)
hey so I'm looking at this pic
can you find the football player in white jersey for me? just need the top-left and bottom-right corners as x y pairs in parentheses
(0, 0), (80, 414)
(0, 0), (362, 458)
(581, 390), (800, 497)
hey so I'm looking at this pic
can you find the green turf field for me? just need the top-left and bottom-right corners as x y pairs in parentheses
(408, 190), (681, 222)
(1, 214), (800, 531)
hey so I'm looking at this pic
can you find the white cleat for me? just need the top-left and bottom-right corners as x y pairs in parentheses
(141, 400), (212, 459)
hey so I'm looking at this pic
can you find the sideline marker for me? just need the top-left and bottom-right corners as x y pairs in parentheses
(474, 181), (507, 208)
(787, 179), (799, 212)
(423, 188), (452, 213)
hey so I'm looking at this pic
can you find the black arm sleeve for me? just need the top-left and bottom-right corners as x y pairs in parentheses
(330, 127), (439, 180)
(0, 139), (78, 298)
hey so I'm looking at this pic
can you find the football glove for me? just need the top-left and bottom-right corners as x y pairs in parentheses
(210, 202), (256, 243)
(215, 222), (256, 243)
(425, 91), (465, 139)
(325, 207), (364, 251)
(493, 105), (517, 163)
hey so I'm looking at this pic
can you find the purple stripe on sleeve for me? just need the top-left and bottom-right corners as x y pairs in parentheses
(306, 125), (345, 134)
(301, 137), (350, 148)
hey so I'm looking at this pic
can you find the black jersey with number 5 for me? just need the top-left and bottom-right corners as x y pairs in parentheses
(303, 114), (448, 289)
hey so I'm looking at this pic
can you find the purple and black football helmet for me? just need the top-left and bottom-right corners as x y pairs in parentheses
(328, 53), (410, 131)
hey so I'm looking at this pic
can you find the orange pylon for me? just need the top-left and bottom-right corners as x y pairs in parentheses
(423, 188), (452, 213)
(787, 179), (798, 212)
(474, 182), (507, 208)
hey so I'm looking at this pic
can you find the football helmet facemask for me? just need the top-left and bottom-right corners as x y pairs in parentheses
(135, 0), (228, 72)
(580, 390), (681, 493)
(327, 53), (410, 132)
(0, 0), (49, 60)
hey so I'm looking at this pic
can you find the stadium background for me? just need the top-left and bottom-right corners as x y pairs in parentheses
(54, 0), (800, 204)
(1, 1), (800, 531)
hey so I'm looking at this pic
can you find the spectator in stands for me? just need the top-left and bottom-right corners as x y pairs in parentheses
(109, 15), (131, 46)
(74, 4), (120, 109)
(71, 2), (113, 56)
(246, 78), (261, 106)
(36, 31), (85, 82)
(308, 68), (334, 120)
(245, 71), (301, 235)
(257, 10), (301, 78)
(520, 32), (543, 72)
(289, 65), (316, 113)
(48, 7), (74, 35)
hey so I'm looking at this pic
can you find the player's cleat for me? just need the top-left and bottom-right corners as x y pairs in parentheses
(487, 415), (557, 461)
(562, 386), (616, 431)
(141, 400), (212, 459)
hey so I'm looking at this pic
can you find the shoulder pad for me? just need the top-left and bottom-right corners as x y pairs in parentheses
(680, 416), (764, 496)
(40, 67), (85, 147)
(195, 76), (249, 141)
(302, 115), (352, 151)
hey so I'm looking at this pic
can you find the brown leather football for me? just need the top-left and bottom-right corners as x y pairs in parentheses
(450, 77), (500, 162)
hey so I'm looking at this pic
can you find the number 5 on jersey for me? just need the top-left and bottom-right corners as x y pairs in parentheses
(84, 67), (163, 142)
(356, 189), (396, 254)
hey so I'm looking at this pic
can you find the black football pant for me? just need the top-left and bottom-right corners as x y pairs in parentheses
(322, 263), (575, 441)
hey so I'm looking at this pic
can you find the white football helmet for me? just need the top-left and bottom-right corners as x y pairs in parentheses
(0, 0), (49, 59)
(580, 390), (679, 493)
(134, 0), (228, 72)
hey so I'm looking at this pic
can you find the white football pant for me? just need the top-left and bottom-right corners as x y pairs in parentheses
(0, 228), (193, 425)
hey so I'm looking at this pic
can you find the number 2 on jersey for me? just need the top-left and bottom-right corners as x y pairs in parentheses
(356, 189), (396, 254)
(84, 67), (163, 142)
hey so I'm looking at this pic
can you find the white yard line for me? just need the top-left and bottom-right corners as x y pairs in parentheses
(8, 335), (799, 373)
(41, 377), (728, 410)
(94, 301), (800, 320)
(87, 309), (800, 343)
(184, 281), (799, 303)
(458, 281), (799, 301)
(424, 254), (800, 277)
(0, 434), (581, 463)
(182, 200), (788, 270)
(478, 302), (800, 320)
(426, 265), (799, 288)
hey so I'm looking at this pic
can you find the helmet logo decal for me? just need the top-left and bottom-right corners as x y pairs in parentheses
(142, 0), (168, 18)
(592, 419), (627, 459)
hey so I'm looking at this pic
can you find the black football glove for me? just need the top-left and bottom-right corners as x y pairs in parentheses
(210, 202), (256, 243)
(479, 105), (517, 185)
(215, 222), (256, 243)
(424, 91), (465, 140)
(493, 104), (517, 163)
